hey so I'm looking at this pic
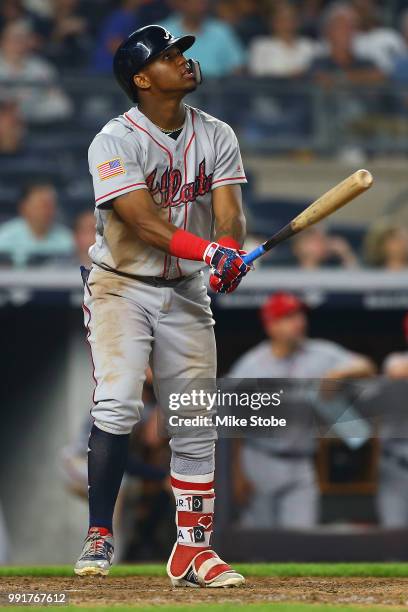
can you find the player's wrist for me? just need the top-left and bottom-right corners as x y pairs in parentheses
(169, 229), (211, 262)
(217, 236), (241, 250)
(203, 242), (220, 265)
(168, 230), (247, 274)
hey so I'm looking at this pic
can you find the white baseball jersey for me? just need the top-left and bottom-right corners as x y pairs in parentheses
(88, 104), (247, 279)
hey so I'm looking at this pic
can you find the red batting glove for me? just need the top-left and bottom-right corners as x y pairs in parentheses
(208, 249), (249, 294)
(203, 243), (250, 286)
(209, 273), (242, 294)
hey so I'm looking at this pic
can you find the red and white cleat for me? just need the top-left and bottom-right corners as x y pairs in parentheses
(167, 543), (245, 588)
(167, 471), (245, 588)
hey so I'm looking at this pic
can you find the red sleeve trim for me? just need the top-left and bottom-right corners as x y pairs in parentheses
(212, 176), (247, 185)
(95, 182), (147, 203)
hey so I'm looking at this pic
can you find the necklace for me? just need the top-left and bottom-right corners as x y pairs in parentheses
(152, 121), (185, 134)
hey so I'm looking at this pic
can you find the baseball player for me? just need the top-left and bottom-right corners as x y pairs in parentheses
(229, 292), (375, 528)
(74, 25), (249, 587)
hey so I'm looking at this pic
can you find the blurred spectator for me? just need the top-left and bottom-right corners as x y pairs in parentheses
(229, 292), (375, 528)
(0, 21), (72, 123)
(216, 0), (268, 47)
(54, 210), (95, 266)
(0, 0), (28, 28)
(377, 313), (408, 527)
(383, 357), (408, 381)
(137, 0), (172, 27)
(352, 0), (405, 73)
(0, 183), (74, 266)
(299, 0), (329, 39)
(382, 311), (408, 379)
(391, 10), (408, 85)
(22, 0), (53, 18)
(364, 221), (408, 270)
(91, 0), (143, 73)
(0, 100), (25, 155)
(160, 0), (245, 78)
(73, 211), (95, 267)
(292, 226), (358, 268)
(311, 3), (384, 86)
(41, 0), (92, 70)
(0, 0), (44, 38)
(0, 98), (59, 178)
(249, 2), (318, 77)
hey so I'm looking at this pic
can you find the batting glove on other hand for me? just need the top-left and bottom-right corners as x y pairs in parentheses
(209, 272), (243, 294)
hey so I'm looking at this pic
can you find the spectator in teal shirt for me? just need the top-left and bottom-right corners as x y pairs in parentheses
(0, 183), (74, 266)
(160, 0), (245, 78)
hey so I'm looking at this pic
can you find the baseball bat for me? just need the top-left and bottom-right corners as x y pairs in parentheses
(242, 169), (373, 266)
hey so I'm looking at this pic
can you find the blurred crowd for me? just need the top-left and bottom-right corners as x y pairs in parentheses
(1, 0), (408, 130)
(0, 175), (407, 270)
(0, 1), (408, 270)
(1, 0), (408, 79)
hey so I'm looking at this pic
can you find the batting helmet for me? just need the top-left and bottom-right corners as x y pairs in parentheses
(113, 25), (196, 102)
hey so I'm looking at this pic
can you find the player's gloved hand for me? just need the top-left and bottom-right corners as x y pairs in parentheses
(203, 243), (250, 289)
(205, 243), (250, 293)
(209, 272), (242, 294)
(209, 252), (249, 293)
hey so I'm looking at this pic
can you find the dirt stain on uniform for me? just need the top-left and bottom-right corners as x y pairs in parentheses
(87, 267), (130, 383)
(104, 209), (168, 273)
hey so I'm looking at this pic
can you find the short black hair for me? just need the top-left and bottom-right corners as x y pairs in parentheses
(20, 182), (54, 202)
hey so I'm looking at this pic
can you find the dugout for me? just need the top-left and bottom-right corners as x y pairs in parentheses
(2, 268), (408, 563)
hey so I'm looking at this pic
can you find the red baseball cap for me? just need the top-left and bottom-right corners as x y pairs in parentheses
(260, 292), (305, 326)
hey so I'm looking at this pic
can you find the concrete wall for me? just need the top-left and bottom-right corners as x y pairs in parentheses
(1, 313), (91, 565)
(244, 157), (408, 225)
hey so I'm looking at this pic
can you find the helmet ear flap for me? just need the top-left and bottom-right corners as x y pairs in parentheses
(187, 59), (202, 85)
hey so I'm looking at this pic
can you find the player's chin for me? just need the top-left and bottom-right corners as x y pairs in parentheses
(181, 79), (197, 93)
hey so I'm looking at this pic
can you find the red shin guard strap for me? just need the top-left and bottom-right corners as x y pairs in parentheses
(171, 476), (214, 491)
(169, 229), (210, 261)
(204, 563), (231, 582)
(194, 550), (217, 568)
(177, 512), (213, 528)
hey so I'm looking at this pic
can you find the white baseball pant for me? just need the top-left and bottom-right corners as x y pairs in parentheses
(83, 265), (217, 472)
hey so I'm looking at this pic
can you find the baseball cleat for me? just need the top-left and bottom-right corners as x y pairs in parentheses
(167, 544), (245, 588)
(171, 568), (244, 588)
(204, 569), (245, 588)
(170, 567), (200, 588)
(74, 527), (114, 576)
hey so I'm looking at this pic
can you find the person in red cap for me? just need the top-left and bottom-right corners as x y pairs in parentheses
(229, 291), (375, 529)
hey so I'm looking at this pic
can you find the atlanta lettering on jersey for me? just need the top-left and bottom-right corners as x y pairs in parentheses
(146, 159), (213, 208)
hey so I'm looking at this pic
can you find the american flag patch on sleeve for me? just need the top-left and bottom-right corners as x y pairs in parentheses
(97, 158), (126, 180)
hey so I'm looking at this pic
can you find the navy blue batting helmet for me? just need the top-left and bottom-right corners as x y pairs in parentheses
(113, 25), (195, 102)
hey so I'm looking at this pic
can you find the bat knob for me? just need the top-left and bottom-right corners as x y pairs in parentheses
(356, 169), (373, 188)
